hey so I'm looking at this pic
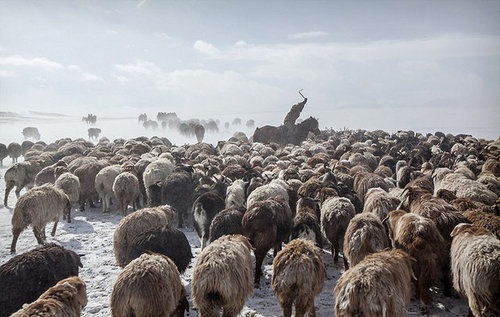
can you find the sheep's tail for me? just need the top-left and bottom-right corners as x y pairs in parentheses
(206, 291), (225, 307)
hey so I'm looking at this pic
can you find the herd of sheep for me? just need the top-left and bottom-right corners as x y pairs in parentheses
(0, 126), (499, 317)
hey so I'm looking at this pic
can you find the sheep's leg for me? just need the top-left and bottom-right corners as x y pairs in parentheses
(222, 306), (239, 317)
(33, 227), (45, 244)
(177, 209), (184, 228)
(295, 296), (314, 317)
(51, 219), (59, 236)
(273, 242), (282, 257)
(10, 228), (22, 253)
(198, 305), (219, 317)
(333, 240), (339, 263)
(343, 257), (349, 270)
(254, 249), (267, 287)
(417, 275), (430, 315)
(4, 181), (14, 206)
(280, 298), (293, 317)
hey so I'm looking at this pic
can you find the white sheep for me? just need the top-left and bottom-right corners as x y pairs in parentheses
(142, 158), (175, 204)
(272, 238), (326, 317)
(246, 178), (289, 208)
(113, 205), (175, 267)
(192, 234), (253, 317)
(10, 276), (87, 317)
(112, 171), (140, 215)
(10, 184), (71, 253)
(450, 223), (500, 317)
(110, 252), (188, 317)
(433, 167), (498, 206)
(225, 179), (246, 209)
(95, 164), (122, 212)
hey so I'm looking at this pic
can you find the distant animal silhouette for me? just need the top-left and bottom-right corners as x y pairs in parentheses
(22, 127), (40, 141)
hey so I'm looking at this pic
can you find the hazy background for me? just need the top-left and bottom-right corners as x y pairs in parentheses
(1, 0), (499, 142)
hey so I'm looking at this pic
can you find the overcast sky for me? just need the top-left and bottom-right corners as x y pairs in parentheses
(1, 0), (499, 138)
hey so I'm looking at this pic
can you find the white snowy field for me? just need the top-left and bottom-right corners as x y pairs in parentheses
(0, 160), (471, 316)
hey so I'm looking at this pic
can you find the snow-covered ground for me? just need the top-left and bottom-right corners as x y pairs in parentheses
(0, 162), (470, 316)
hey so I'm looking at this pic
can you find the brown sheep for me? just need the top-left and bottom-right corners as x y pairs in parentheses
(272, 238), (326, 317)
(362, 187), (401, 221)
(208, 207), (244, 243)
(334, 249), (414, 317)
(192, 234), (253, 317)
(385, 209), (447, 314)
(343, 212), (390, 269)
(110, 252), (188, 317)
(461, 209), (500, 238)
(242, 196), (293, 286)
(450, 223), (500, 317)
(11, 184), (71, 253)
(10, 276), (87, 317)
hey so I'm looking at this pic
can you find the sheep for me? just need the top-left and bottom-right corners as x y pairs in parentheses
(143, 158), (175, 204)
(450, 223), (500, 317)
(384, 209), (447, 314)
(73, 160), (109, 211)
(246, 178), (290, 210)
(54, 168), (81, 209)
(290, 197), (323, 248)
(208, 207), (244, 243)
(162, 167), (195, 228)
(362, 187), (401, 221)
(352, 171), (389, 206)
(433, 167), (498, 206)
(0, 142), (7, 166)
(334, 249), (414, 317)
(0, 243), (83, 317)
(320, 196), (356, 267)
(192, 234), (253, 317)
(110, 252), (189, 317)
(10, 276), (87, 317)
(461, 209), (500, 238)
(34, 161), (67, 186)
(4, 160), (42, 207)
(113, 205), (176, 267)
(225, 178), (247, 209)
(272, 238), (326, 317)
(122, 225), (192, 273)
(242, 196), (293, 286)
(193, 189), (226, 249)
(94, 164), (122, 212)
(7, 142), (22, 163)
(112, 171), (140, 215)
(343, 212), (390, 269)
(403, 186), (468, 243)
(10, 184), (71, 253)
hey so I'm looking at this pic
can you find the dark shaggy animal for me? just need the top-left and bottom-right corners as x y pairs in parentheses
(0, 243), (83, 317)
(193, 190), (226, 249)
(242, 196), (293, 286)
(124, 226), (193, 273)
(208, 207), (244, 243)
(163, 169), (195, 228)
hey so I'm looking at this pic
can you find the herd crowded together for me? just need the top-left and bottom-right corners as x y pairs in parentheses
(0, 127), (499, 317)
